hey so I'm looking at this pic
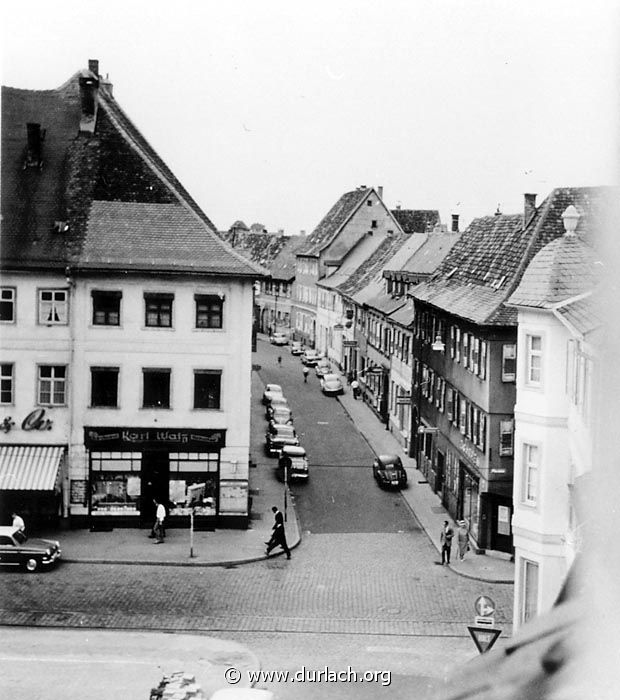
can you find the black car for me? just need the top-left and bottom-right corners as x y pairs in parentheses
(265, 424), (299, 456)
(372, 454), (408, 489)
(0, 526), (61, 572)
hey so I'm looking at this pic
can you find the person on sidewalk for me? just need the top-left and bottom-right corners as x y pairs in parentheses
(265, 505), (291, 559)
(303, 366), (309, 383)
(440, 520), (454, 564)
(11, 511), (25, 533)
(277, 355), (282, 367)
(151, 499), (166, 543)
(350, 378), (359, 399)
(457, 520), (469, 561)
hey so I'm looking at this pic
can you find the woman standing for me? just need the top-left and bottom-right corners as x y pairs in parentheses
(457, 520), (469, 561)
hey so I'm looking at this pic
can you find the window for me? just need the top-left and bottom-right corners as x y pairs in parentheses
(39, 289), (68, 325)
(195, 294), (223, 329)
(499, 419), (514, 456)
(38, 365), (67, 405)
(142, 369), (171, 408)
(502, 344), (516, 382)
(463, 333), (470, 369)
(479, 341), (487, 380)
(92, 291), (121, 326)
(194, 370), (222, 409)
(90, 367), (119, 407)
(144, 293), (173, 328)
(521, 559), (539, 624)
(0, 364), (13, 404)
(455, 327), (461, 362)
(526, 335), (542, 385)
(0, 288), (15, 322)
(371, 220), (378, 228)
(522, 443), (539, 505)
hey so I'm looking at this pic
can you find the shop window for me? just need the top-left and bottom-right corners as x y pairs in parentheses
(194, 370), (222, 409)
(0, 288), (15, 322)
(38, 365), (66, 405)
(195, 294), (223, 329)
(142, 368), (171, 408)
(144, 293), (173, 328)
(502, 344), (516, 382)
(90, 367), (119, 407)
(522, 443), (539, 505)
(92, 290), (121, 326)
(526, 335), (543, 386)
(169, 452), (219, 516)
(90, 452), (141, 516)
(38, 289), (68, 325)
(521, 559), (539, 625)
(0, 363), (14, 404)
(499, 419), (514, 456)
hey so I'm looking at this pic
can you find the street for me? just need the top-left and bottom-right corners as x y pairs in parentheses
(0, 337), (514, 699)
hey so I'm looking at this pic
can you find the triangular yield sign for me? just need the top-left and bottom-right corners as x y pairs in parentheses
(467, 626), (502, 654)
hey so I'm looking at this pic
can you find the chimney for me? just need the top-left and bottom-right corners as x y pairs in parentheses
(524, 193), (537, 225)
(88, 59), (99, 77)
(451, 214), (459, 232)
(24, 123), (45, 169)
(377, 186), (384, 200)
(79, 63), (100, 134)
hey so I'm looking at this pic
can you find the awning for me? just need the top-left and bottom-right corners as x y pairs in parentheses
(0, 445), (64, 490)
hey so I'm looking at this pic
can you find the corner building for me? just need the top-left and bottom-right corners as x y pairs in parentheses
(0, 61), (264, 530)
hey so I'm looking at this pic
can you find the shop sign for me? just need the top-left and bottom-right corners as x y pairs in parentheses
(342, 340), (358, 347)
(1, 409), (54, 433)
(84, 426), (226, 451)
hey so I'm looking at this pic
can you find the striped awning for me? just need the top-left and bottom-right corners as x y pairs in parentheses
(0, 445), (64, 490)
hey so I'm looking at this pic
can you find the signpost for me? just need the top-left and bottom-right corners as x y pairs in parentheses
(468, 596), (501, 654)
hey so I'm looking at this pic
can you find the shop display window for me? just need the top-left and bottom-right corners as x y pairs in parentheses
(90, 452), (141, 516)
(169, 452), (219, 516)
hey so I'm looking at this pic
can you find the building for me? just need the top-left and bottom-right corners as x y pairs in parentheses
(291, 186), (402, 348)
(0, 60), (265, 530)
(506, 190), (615, 629)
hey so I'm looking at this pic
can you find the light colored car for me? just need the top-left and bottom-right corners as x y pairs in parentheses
(301, 349), (321, 366)
(270, 332), (288, 345)
(261, 383), (283, 405)
(290, 340), (304, 355)
(277, 445), (309, 482)
(268, 406), (294, 426)
(0, 526), (61, 572)
(265, 423), (299, 456)
(321, 373), (344, 396)
(315, 358), (331, 377)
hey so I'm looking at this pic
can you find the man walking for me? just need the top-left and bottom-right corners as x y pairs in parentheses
(302, 366), (309, 382)
(440, 520), (454, 564)
(151, 499), (166, 543)
(265, 505), (291, 559)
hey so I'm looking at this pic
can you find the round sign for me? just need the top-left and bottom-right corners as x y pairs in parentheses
(474, 595), (496, 617)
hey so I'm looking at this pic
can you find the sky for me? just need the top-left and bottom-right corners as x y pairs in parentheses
(2, 0), (618, 235)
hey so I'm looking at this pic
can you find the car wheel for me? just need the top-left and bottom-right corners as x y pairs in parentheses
(25, 557), (40, 572)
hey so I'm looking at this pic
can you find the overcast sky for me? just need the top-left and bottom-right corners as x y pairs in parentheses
(2, 1), (618, 234)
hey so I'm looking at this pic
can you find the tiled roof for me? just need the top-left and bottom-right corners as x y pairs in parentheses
(268, 236), (307, 281)
(1, 68), (263, 278)
(297, 187), (373, 256)
(217, 231), (291, 268)
(554, 293), (601, 338)
(410, 187), (618, 326)
(391, 209), (440, 233)
(385, 231), (461, 277)
(317, 231), (389, 290)
(390, 299), (415, 327)
(364, 293), (407, 315)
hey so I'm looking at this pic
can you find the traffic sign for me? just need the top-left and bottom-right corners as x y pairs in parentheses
(467, 626), (502, 654)
(474, 595), (496, 617)
(475, 616), (495, 627)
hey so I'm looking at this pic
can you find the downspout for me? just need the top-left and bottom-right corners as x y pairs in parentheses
(63, 265), (77, 527)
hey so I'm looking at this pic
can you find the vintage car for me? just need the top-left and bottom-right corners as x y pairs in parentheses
(290, 340), (304, 356)
(270, 332), (288, 346)
(372, 454), (408, 489)
(315, 358), (331, 377)
(265, 424), (299, 456)
(265, 395), (290, 419)
(268, 406), (294, 426)
(300, 349), (321, 367)
(277, 445), (309, 482)
(261, 383), (283, 405)
(320, 373), (344, 396)
(0, 526), (61, 572)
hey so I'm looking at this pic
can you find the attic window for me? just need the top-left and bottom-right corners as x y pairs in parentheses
(371, 220), (377, 229)
(367, 200), (373, 206)
(446, 267), (458, 279)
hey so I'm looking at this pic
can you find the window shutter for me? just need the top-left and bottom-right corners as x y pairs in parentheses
(463, 333), (470, 369)
(480, 341), (487, 380)
(460, 397), (467, 434)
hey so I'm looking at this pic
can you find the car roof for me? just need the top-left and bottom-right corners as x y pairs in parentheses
(281, 445), (306, 456)
(377, 454), (402, 464)
(323, 373), (340, 381)
(274, 424), (295, 434)
(265, 384), (282, 392)
(0, 526), (19, 536)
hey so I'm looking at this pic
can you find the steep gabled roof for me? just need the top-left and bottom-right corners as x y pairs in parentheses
(410, 187), (616, 326)
(268, 235), (307, 281)
(217, 230), (290, 268)
(296, 187), (374, 257)
(391, 208), (440, 234)
(385, 231), (461, 278)
(1, 67), (264, 278)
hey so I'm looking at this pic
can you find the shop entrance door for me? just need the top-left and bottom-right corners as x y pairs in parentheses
(141, 451), (170, 525)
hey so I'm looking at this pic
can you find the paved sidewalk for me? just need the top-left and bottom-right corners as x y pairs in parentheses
(337, 380), (514, 584)
(38, 369), (299, 567)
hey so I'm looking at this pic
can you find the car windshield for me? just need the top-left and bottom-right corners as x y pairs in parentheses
(324, 374), (339, 382)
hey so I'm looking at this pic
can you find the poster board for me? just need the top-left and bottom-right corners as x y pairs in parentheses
(219, 479), (249, 515)
(70, 479), (87, 505)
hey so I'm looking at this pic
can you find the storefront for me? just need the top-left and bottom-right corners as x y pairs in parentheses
(83, 427), (229, 529)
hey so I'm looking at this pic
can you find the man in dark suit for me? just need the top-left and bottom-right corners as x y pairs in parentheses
(265, 505), (291, 559)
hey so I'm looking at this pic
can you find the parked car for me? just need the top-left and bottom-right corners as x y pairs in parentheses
(268, 406), (294, 426)
(262, 383), (283, 405)
(265, 424), (299, 456)
(270, 332), (288, 346)
(290, 340), (304, 355)
(265, 395), (289, 418)
(372, 454), (408, 489)
(0, 526), (61, 572)
(315, 358), (331, 377)
(320, 373), (344, 396)
(277, 445), (309, 482)
(301, 349), (321, 366)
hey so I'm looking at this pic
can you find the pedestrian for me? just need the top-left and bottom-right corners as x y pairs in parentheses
(350, 378), (359, 399)
(302, 366), (309, 382)
(440, 520), (454, 564)
(150, 499), (166, 543)
(347, 370), (354, 385)
(277, 355), (282, 367)
(457, 520), (469, 561)
(265, 505), (291, 559)
(11, 511), (25, 534)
